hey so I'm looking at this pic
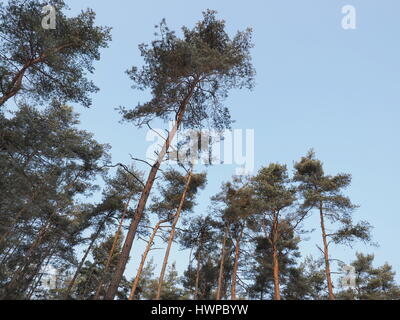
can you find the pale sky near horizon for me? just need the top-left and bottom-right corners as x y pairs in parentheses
(62, 0), (400, 286)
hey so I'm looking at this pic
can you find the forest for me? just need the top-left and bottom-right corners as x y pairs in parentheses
(0, 0), (399, 300)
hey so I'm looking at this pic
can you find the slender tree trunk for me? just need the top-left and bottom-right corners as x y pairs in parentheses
(0, 192), (38, 248)
(4, 218), (54, 294)
(0, 233), (26, 265)
(271, 213), (281, 300)
(5, 171), (83, 291)
(0, 168), (57, 249)
(104, 81), (198, 300)
(319, 203), (335, 300)
(155, 170), (193, 300)
(231, 228), (243, 300)
(24, 240), (58, 299)
(216, 225), (228, 300)
(194, 255), (201, 300)
(27, 270), (45, 300)
(129, 218), (171, 300)
(64, 213), (111, 299)
(93, 190), (137, 300)
(194, 231), (205, 300)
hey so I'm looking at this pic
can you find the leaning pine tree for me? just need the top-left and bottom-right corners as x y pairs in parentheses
(105, 10), (255, 299)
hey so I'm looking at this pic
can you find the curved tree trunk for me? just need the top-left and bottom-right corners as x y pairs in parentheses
(0, 168), (57, 250)
(104, 81), (198, 300)
(0, 191), (38, 248)
(4, 218), (54, 296)
(25, 240), (59, 299)
(0, 43), (76, 107)
(155, 170), (193, 300)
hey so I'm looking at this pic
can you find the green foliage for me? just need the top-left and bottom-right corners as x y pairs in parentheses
(337, 253), (400, 300)
(120, 9), (255, 129)
(150, 169), (207, 220)
(283, 256), (327, 300)
(182, 256), (219, 300)
(252, 163), (296, 211)
(0, 103), (109, 298)
(247, 226), (301, 300)
(73, 232), (130, 300)
(294, 150), (372, 247)
(0, 0), (111, 107)
(180, 215), (219, 299)
(0, 3), (397, 301)
(139, 261), (184, 300)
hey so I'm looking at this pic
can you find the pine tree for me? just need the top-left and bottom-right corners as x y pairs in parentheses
(283, 256), (327, 300)
(0, 0), (111, 108)
(64, 166), (143, 299)
(251, 163), (301, 300)
(179, 215), (218, 300)
(247, 225), (302, 300)
(152, 169), (207, 300)
(105, 10), (255, 299)
(337, 253), (400, 300)
(294, 150), (372, 300)
(0, 103), (109, 299)
(138, 260), (183, 300)
(73, 232), (131, 300)
(212, 176), (256, 300)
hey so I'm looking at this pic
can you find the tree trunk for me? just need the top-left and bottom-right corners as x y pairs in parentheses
(0, 233), (26, 265)
(272, 213), (281, 300)
(0, 192), (38, 248)
(0, 44), (75, 107)
(93, 189), (137, 300)
(129, 217), (171, 300)
(5, 170), (84, 291)
(24, 240), (58, 298)
(64, 213), (111, 299)
(104, 81), (198, 300)
(319, 203), (335, 300)
(194, 254), (201, 300)
(155, 170), (193, 300)
(231, 227), (243, 300)
(216, 225), (228, 300)
(4, 218), (54, 294)
(272, 246), (281, 300)
(0, 168), (57, 249)
(194, 230), (205, 300)
(0, 63), (31, 107)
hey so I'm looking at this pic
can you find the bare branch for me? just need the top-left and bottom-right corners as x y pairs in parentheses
(104, 163), (145, 188)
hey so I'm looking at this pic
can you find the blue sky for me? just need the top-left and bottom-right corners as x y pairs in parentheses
(64, 0), (400, 285)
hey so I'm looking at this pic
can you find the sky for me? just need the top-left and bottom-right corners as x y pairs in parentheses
(63, 0), (400, 285)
